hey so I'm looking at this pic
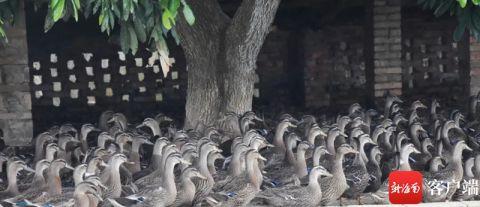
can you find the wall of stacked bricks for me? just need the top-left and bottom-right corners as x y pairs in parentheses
(470, 38), (480, 97)
(0, 4), (33, 146)
(402, 8), (467, 106)
(373, 0), (402, 98)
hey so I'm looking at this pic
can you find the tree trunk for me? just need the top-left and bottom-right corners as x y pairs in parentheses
(177, 0), (281, 130)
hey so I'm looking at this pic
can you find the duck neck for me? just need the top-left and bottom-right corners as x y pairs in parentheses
(326, 134), (337, 155)
(149, 124), (162, 137)
(465, 161), (474, 178)
(399, 150), (412, 171)
(6, 167), (19, 194)
(307, 132), (318, 146)
(333, 153), (346, 176)
(46, 149), (56, 162)
(240, 119), (250, 135)
(207, 156), (218, 174)
(107, 161), (123, 193)
(80, 130), (90, 152)
(163, 160), (179, 198)
(307, 172), (322, 194)
(285, 141), (296, 165)
(35, 138), (48, 161)
(422, 144), (432, 158)
(98, 137), (107, 149)
(410, 128), (422, 149)
(359, 141), (369, 163)
(246, 158), (262, 191)
(33, 167), (47, 187)
(273, 126), (287, 152)
(181, 176), (197, 203)
(151, 143), (166, 169)
(74, 169), (85, 186)
(86, 160), (99, 176)
(383, 131), (393, 151)
(47, 167), (63, 195)
(451, 146), (464, 168)
(372, 129), (383, 143)
(198, 149), (214, 183)
(475, 157), (480, 178)
(295, 149), (308, 178)
(229, 150), (244, 176)
(313, 151), (323, 167)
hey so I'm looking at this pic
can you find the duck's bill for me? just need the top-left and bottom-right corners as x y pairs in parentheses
(258, 155), (267, 161)
(23, 166), (36, 173)
(65, 164), (75, 170)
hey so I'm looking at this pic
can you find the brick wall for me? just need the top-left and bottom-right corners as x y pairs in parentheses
(402, 11), (464, 100)
(0, 4), (33, 146)
(373, 0), (402, 97)
(304, 26), (366, 108)
(470, 38), (480, 96)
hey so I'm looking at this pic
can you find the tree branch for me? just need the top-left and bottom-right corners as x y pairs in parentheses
(176, 0), (230, 58)
(225, 0), (281, 71)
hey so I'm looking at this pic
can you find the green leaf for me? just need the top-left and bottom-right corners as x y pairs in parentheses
(474, 0), (480, 5)
(73, 0), (80, 9)
(182, 3), (194, 25)
(454, 21), (466, 41)
(71, 0), (79, 21)
(44, 9), (56, 32)
(122, 0), (131, 20)
(133, 17), (147, 42)
(52, 0), (65, 22)
(168, 0), (180, 16)
(120, 24), (130, 53)
(162, 10), (173, 29)
(128, 24), (138, 54)
(457, 0), (467, 8)
(434, 0), (453, 17)
(50, 0), (60, 9)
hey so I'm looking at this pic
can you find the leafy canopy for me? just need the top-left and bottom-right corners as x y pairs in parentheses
(419, 0), (480, 41)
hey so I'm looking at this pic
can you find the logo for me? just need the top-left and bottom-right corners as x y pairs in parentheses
(388, 170), (423, 204)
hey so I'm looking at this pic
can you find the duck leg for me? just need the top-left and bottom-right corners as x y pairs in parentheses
(357, 197), (363, 205)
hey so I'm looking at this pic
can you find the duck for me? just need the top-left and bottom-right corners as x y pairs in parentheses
(210, 149), (265, 207)
(254, 166), (332, 207)
(453, 156), (475, 201)
(108, 153), (190, 207)
(192, 141), (222, 206)
(172, 167), (207, 207)
(423, 140), (472, 202)
(6, 159), (73, 204)
(18, 159), (50, 192)
(127, 135), (153, 174)
(320, 144), (358, 205)
(264, 119), (296, 167)
(365, 145), (383, 193)
(0, 159), (35, 199)
(100, 153), (134, 198)
(264, 140), (311, 187)
(343, 134), (376, 204)
(429, 156), (445, 173)
(33, 132), (56, 163)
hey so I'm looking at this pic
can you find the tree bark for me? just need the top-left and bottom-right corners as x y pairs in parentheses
(177, 0), (281, 130)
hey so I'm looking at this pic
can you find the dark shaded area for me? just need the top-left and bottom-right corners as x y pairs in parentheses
(25, 3), (186, 134)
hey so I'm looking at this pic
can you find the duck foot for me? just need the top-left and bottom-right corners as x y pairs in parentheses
(357, 197), (364, 205)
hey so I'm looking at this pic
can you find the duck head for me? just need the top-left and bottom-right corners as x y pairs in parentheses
(313, 146), (330, 167)
(182, 166), (207, 180)
(307, 124), (327, 145)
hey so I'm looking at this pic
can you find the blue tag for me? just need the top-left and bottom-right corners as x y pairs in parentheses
(16, 201), (28, 207)
(227, 192), (237, 197)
